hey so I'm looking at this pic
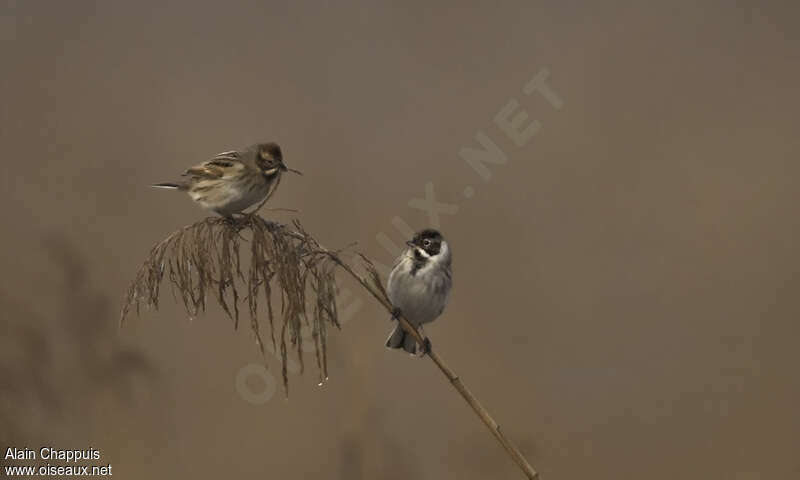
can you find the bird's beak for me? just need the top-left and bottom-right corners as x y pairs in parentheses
(405, 241), (415, 248)
(283, 164), (302, 175)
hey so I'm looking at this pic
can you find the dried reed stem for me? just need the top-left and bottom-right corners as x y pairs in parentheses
(121, 215), (539, 479)
(310, 243), (540, 480)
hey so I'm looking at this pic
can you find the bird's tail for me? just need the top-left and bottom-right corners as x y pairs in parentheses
(385, 324), (417, 354)
(150, 182), (188, 191)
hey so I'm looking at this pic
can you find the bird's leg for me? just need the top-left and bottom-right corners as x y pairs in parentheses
(217, 214), (249, 239)
(421, 338), (432, 356)
(417, 326), (432, 356)
(217, 212), (236, 225)
(230, 213), (254, 227)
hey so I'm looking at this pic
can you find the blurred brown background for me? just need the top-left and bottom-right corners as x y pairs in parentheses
(2, 1), (798, 479)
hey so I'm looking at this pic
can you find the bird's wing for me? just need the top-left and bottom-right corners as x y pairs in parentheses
(386, 251), (410, 292)
(391, 251), (407, 271)
(213, 150), (240, 160)
(182, 150), (244, 179)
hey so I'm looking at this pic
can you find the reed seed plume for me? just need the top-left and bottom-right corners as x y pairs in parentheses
(120, 215), (342, 393)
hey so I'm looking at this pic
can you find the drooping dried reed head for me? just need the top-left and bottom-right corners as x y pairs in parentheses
(120, 215), (342, 393)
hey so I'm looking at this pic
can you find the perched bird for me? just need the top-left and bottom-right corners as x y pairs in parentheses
(385, 229), (452, 355)
(152, 142), (300, 217)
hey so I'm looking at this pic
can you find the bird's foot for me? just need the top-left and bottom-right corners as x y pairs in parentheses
(418, 337), (432, 357)
(416, 325), (431, 356)
(218, 215), (249, 238)
(219, 214), (237, 226)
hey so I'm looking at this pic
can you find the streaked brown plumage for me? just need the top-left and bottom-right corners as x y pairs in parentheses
(152, 142), (300, 217)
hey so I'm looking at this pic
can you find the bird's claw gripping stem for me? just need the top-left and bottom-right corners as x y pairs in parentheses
(420, 337), (432, 356)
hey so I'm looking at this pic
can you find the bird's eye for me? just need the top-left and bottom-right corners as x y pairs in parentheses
(423, 239), (431, 247)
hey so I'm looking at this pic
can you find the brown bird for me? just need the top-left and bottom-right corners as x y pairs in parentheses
(152, 142), (300, 217)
